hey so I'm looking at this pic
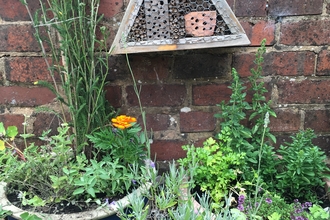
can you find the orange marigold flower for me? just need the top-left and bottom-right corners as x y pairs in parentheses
(111, 115), (137, 130)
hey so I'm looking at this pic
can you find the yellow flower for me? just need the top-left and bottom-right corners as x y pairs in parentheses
(111, 115), (137, 130)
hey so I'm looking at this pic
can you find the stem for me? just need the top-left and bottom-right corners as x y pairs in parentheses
(125, 54), (150, 159)
(252, 113), (268, 216)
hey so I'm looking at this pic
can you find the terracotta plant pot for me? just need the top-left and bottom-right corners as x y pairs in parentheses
(0, 182), (151, 220)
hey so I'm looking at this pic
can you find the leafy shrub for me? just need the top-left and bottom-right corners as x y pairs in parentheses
(237, 193), (293, 219)
(275, 129), (330, 201)
(179, 133), (245, 203)
(214, 39), (277, 184)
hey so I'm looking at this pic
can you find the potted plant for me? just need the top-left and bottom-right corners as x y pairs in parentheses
(0, 0), (153, 219)
(0, 115), (152, 219)
(106, 40), (330, 220)
(176, 40), (330, 219)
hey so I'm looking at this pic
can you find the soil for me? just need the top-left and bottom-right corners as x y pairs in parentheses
(6, 190), (125, 215)
(6, 184), (330, 219)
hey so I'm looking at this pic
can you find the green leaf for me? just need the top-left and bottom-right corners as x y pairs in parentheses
(140, 131), (146, 144)
(268, 212), (281, 220)
(301, 176), (310, 184)
(20, 212), (42, 220)
(100, 174), (110, 180)
(0, 140), (5, 151)
(7, 126), (18, 139)
(268, 133), (277, 143)
(20, 133), (35, 139)
(0, 122), (5, 136)
(73, 187), (85, 195)
(87, 187), (96, 198)
(32, 196), (46, 206)
(304, 171), (315, 177)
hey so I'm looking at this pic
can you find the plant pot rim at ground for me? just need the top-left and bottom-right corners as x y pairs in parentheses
(0, 181), (151, 220)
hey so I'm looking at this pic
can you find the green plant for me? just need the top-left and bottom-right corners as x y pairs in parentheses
(276, 129), (330, 202)
(1, 118), (146, 208)
(20, 212), (42, 220)
(117, 161), (247, 220)
(20, 0), (115, 155)
(214, 39), (277, 183)
(87, 116), (146, 167)
(179, 135), (246, 204)
(0, 205), (12, 218)
(307, 204), (330, 220)
(237, 193), (294, 219)
(0, 122), (25, 161)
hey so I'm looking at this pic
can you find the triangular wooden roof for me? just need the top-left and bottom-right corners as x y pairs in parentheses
(111, 0), (250, 54)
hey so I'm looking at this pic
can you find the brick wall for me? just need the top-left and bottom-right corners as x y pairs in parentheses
(1, 0), (330, 160)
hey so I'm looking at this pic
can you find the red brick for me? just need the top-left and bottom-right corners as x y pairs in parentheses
(5, 57), (53, 83)
(263, 51), (315, 76)
(280, 20), (330, 46)
(226, 0), (234, 10)
(235, 0), (267, 17)
(129, 55), (171, 82)
(151, 140), (186, 160)
(269, 0), (323, 16)
(126, 84), (186, 107)
(95, 23), (115, 50)
(233, 53), (256, 77)
(312, 135), (330, 156)
(0, 0), (41, 21)
(316, 50), (330, 76)
(305, 110), (330, 132)
(173, 53), (231, 79)
(193, 83), (231, 106)
(0, 114), (25, 133)
(107, 55), (130, 81)
(273, 134), (292, 150)
(269, 108), (300, 132)
(180, 111), (216, 132)
(240, 20), (275, 46)
(33, 112), (62, 136)
(99, 0), (124, 18)
(105, 85), (122, 108)
(0, 24), (43, 52)
(234, 51), (315, 77)
(277, 79), (330, 104)
(0, 86), (56, 107)
(138, 114), (171, 131)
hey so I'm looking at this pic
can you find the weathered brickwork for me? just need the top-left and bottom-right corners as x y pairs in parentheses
(1, 0), (330, 160)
